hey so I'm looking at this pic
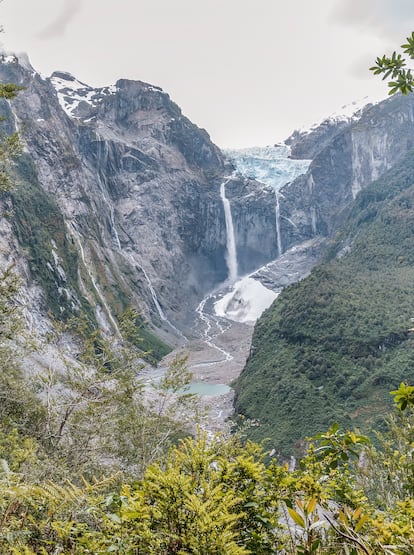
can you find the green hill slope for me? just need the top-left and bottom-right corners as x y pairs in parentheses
(234, 149), (414, 455)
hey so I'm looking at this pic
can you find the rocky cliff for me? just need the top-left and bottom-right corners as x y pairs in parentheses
(2, 54), (414, 361)
(276, 94), (414, 254)
(0, 55), (277, 345)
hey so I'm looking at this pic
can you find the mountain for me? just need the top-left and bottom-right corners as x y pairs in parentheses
(233, 107), (414, 455)
(285, 96), (379, 159)
(3, 54), (414, 452)
(0, 55), (280, 355)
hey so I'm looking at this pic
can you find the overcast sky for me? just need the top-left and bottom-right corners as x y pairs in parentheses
(1, 0), (414, 148)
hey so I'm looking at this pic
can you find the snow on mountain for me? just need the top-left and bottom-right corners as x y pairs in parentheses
(224, 144), (311, 191)
(50, 71), (118, 119)
(296, 95), (383, 137)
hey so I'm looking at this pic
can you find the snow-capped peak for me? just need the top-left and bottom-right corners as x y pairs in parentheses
(0, 51), (36, 73)
(51, 71), (91, 92)
(296, 95), (383, 137)
(50, 71), (118, 120)
(330, 96), (377, 120)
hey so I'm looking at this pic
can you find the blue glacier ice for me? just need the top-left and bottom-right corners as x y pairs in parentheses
(223, 144), (311, 191)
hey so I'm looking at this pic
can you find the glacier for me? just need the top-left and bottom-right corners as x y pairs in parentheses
(224, 144), (311, 191)
(213, 144), (311, 324)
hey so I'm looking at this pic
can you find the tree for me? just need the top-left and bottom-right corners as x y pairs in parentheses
(0, 79), (23, 191)
(370, 31), (414, 94)
(29, 313), (199, 480)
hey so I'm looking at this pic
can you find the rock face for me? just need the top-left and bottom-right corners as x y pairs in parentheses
(0, 56), (277, 340)
(2, 54), (414, 350)
(278, 94), (414, 253)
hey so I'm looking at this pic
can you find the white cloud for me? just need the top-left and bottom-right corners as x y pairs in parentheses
(333, 0), (414, 39)
(38, 0), (82, 39)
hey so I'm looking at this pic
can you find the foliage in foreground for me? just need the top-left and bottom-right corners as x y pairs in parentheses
(0, 389), (413, 554)
(371, 31), (414, 95)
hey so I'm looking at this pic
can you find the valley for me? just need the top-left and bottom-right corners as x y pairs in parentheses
(2, 54), (414, 455)
(2, 6), (414, 552)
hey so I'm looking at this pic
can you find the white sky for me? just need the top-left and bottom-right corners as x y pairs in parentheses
(1, 0), (414, 148)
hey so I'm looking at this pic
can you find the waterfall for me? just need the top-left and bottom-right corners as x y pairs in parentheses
(7, 100), (20, 133)
(141, 266), (167, 321)
(311, 207), (317, 235)
(220, 180), (238, 283)
(68, 223), (121, 337)
(124, 251), (187, 343)
(95, 135), (122, 249)
(275, 191), (283, 256)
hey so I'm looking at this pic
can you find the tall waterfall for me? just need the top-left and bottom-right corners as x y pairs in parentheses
(220, 180), (238, 283)
(96, 135), (122, 250)
(275, 191), (283, 256)
(127, 253), (187, 343)
(224, 145), (311, 259)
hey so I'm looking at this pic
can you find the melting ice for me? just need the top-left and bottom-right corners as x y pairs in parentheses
(212, 145), (310, 324)
(224, 144), (311, 191)
(214, 277), (278, 325)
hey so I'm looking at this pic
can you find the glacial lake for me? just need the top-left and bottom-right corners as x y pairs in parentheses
(183, 383), (232, 397)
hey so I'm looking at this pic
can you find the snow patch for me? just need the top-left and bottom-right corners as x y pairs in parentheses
(0, 54), (18, 64)
(146, 84), (165, 93)
(50, 72), (119, 120)
(214, 276), (278, 324)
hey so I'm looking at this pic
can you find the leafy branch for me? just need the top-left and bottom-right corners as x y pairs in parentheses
(370, 32), (414, 95)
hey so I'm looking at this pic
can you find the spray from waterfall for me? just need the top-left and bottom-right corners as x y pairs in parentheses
(220, 179), (238, 283)
(275, 191), (283, 256)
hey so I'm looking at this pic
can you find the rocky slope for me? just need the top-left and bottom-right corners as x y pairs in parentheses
(0, 55), (278, 348)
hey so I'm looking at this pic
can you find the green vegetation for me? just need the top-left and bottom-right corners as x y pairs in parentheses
(0, 264), (195, 483)
(0, 261), (411, 552)
(10, 154), (86, 320)
(119, 306), (171, 365)
(234, 149), (414, 455)
(371, 30), (414, 95)
(1, 399), (414, 554)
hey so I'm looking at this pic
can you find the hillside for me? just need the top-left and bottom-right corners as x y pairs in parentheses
(233, 148), (414, 455)
(0, 55), (285, 352)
